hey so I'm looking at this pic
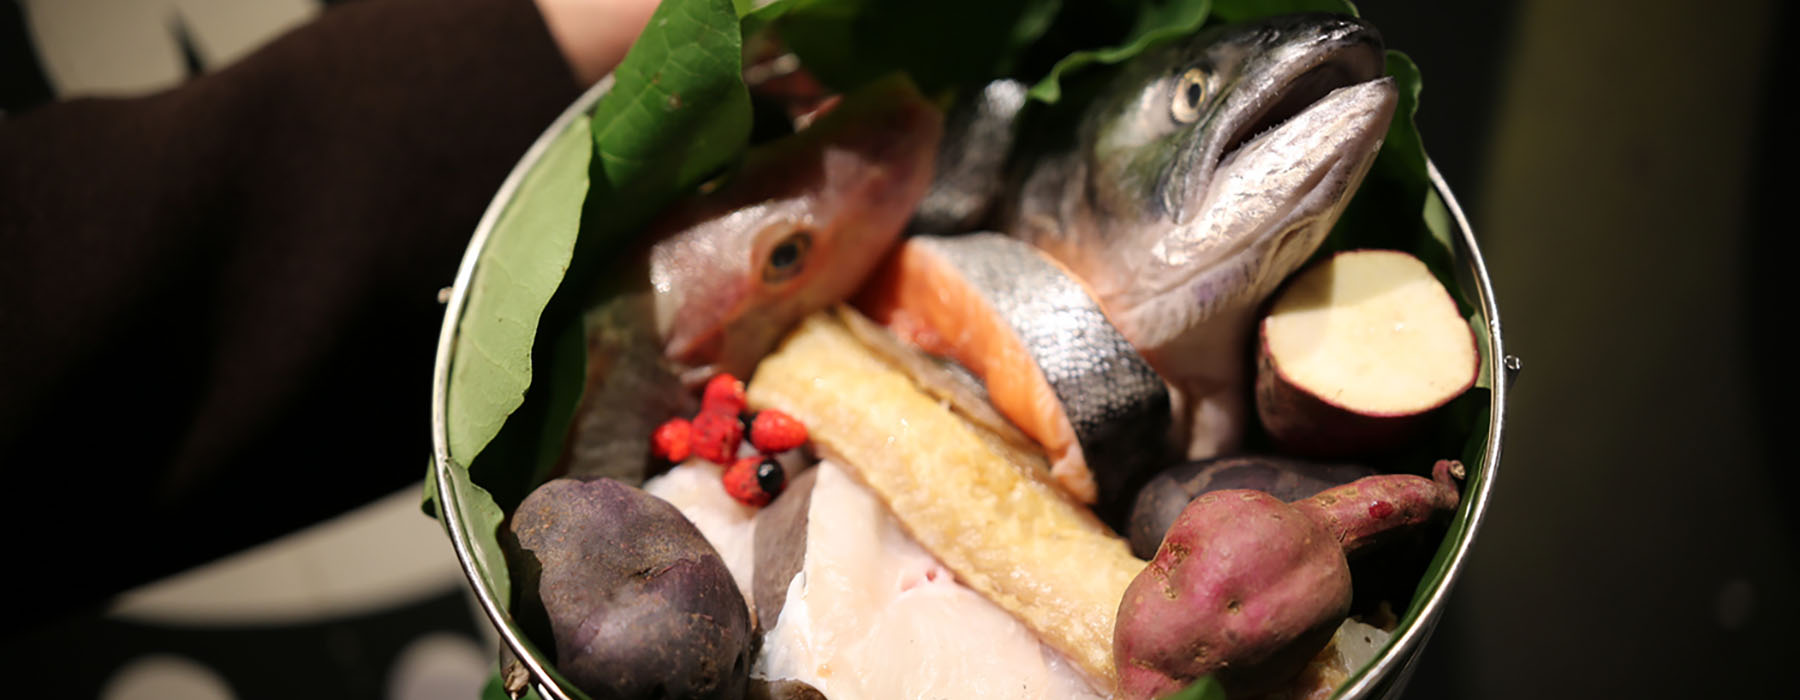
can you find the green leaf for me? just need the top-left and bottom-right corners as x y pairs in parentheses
(441, 0), (761, 617)
(459, 0), (755, 513)
(1475, 336), (1495, 388)
(739, 0), (802, 37)
(590, 0), (751, 195)
(1026, 0), (1213, 103)
(1021, 0), (1365, 103)
(1378, 50), (1429, 181)
(1167, 676), (1230, 700)
(443, 113), (591, 469)
(436, 0), (759, 626)
(1210, 0), (1355, 22)
(427, 103), (593, 515)
(1320, 51), (1458, 301)
(774, 0), (1064, 95)
(447, 457), (514, 613)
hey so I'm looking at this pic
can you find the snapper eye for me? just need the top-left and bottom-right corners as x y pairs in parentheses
(1171, 68), (1208, 124)
(762, 231), (813, 284)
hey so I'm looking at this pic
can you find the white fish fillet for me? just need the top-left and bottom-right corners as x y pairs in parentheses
(754, 461), (1103, 700)
(1332, 619), (1392, 673)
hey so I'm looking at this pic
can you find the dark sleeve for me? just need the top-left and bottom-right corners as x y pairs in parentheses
(0, 0), (582, 619)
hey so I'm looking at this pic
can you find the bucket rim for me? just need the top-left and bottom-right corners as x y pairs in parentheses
(1331, 160), (1508, 699)
(430, 75), (613, 700)
(428, 76), (1509, 700)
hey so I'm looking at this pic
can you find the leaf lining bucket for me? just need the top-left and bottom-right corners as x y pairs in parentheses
(429, 77), (1513, 700)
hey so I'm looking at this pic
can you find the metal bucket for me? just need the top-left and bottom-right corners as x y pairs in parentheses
(430, 77), (1514, 700)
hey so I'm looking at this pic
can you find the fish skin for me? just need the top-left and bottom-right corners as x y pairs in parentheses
(649, 75), (945, 380)
(911, 79), (1030, 235)
(834, 305), (1045, 459)
(1003, 13), (1398, 458)
(893, 233), (1171, 505)
(558, 77), (944, 483)
(860, 232), (1173, 503)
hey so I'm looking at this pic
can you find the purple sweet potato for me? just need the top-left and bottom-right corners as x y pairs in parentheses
(1115, 490), (1353, 699)
(511, 478), (752, 700)
(1114, 461), (1464, 698)
(1292, 459), (1465, 559)
(1127, 456), (1376, 558)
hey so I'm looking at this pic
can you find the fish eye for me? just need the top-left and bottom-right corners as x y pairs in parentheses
(762, 230), (813, 284)
(1171, 68), (1208, 124)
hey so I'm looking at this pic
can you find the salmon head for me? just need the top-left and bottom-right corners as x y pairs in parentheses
(647, 76), (944, 378)
(1007, 14), (1397, 456)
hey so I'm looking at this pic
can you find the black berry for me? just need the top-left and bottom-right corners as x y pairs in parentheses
(754, 457), (786, 498)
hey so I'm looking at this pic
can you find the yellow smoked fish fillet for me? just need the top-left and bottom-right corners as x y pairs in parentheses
(746, 311), (1147, 690)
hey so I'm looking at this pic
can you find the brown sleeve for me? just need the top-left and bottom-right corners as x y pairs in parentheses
(0, 0), (583, 617)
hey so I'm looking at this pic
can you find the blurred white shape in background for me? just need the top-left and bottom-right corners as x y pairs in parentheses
(172, 0), (316, 67)
(108, 483), (470, 628)
(388, 633), (492, 700)
(21, 0), (315, 97)
(102, 654), (236, 700)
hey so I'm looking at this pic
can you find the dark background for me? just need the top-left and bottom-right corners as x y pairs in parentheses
(5, 0), (1797, 697)
(1355, 0), (1800, 697)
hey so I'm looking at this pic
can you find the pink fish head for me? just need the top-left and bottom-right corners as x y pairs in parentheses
(648, 76), (944, 377)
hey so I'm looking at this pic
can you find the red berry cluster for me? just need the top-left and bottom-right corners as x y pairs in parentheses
(650, 373), (809, 507)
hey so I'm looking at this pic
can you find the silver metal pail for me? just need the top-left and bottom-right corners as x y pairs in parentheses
(430, 76), (1514, 700)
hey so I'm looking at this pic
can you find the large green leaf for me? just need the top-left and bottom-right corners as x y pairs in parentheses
(443, 112), (591, 469)
(430, 109), (593, 604)
(1023, 0), (1362, 104)
(459, 0), (754, 512)
(445, 459), (514, 613)
(437, 0), (758, 630)
(1321, 53), (1450, 267)
(770, 0), (1064, 95)
(589, 0), (751, 194)
(1211, 0), (1357, 22)
(1027, 0), (1213, 103)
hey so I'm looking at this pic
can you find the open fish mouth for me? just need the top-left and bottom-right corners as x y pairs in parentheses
(1213, 23), (1389, 172)
(1154, 75), (1397, 286)
(1108, 16), (1395, 304)
(1209, 76), (1399, 251)
(1123, 75), (1398, 356)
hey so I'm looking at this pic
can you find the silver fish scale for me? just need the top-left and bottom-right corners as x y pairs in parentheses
(919, 233), (1171, 501)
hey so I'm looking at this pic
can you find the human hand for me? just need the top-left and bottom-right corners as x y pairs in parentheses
(535, 0), (664, 86)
